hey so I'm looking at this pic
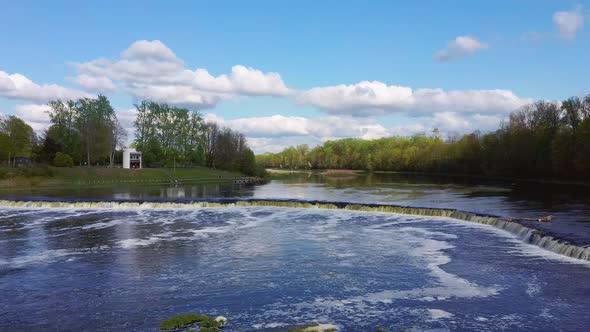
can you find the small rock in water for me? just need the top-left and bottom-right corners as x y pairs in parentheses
(301, 323), (338, 331)
(214, 316), (228, 327)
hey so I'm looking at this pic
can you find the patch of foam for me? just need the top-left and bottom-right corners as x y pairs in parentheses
(539, 308), (553, 319)
(81, 219), (123, 230)
(0, 249), (73, 268)
(267, 227), (498, 322)
(428, 309), (453, 320)
(251, 322), (289, 329)
(118, 231), (176, 249)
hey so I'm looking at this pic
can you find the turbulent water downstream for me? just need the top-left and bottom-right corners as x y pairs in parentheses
(1, 173), (590, 331)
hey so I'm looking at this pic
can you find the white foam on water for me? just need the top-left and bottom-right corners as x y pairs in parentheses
(262, 218), (499, 323)
(251, 322), (289, 329)
(428, 309), (454, 320)
(80, 218), (127, 230)
(115, 209), (267, 249)
(0, 249), (73, 268)
(118, 231), (176, 248)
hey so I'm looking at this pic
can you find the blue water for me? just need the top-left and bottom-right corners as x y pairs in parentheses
(2, 205), (590, 331)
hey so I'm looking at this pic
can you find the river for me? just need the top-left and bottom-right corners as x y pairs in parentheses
(1, 172), (590, 331)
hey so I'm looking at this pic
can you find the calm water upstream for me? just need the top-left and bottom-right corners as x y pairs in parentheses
(1, 172), (590, 331)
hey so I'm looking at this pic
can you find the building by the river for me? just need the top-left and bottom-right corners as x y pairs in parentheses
(123, 149), (142, 169)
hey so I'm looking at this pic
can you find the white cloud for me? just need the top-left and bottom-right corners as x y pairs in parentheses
(470, 114), (503, 131)
(121, 40), (181, 62)
(116, 108), (137, 127)
(0, 70), (89, 103)
(431, 112), (471, 131)
(389, 123), (428, 137)
(13, 104), (52, 131)
(297, 80), (530, 116)
(435, 36), (488, 62)
(553, 5), (584, 40)
(297, 81), (413, 115)
(71, 40), (291, 107)
(247, 137), (305, 154)
(206, 113), (308, 136)
(206, 113), (390, 141)
(68, 74), (116, 92)
(14, 104), (51, 123)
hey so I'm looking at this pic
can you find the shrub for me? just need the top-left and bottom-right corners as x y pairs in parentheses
(53, 152), (74, 167)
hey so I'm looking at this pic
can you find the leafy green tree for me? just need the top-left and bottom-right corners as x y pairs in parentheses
(47, 99), (81, 162)
(53, 152), (74, 167)
(133, 101), (206, 166)
(0, 115), (35, 166)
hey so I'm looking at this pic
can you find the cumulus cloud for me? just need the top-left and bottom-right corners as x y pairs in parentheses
(435, 36), (488, 62)
(0, 70), (89, 103)
(206, 113), (390, 141)
(553, 5), (584, 40)
(205, 113), (393, 153)
(13, 104), (52, 131)
(71, 40), (291, 107)
(297, 80), (530, 116)
(115, 108), (137, 127)
(247, 137), (309, 154)
(389, 123), (428, 137)
(121, 40), (181, 62)
(431, 112), (471, 132)
(68, 74), (116, 92)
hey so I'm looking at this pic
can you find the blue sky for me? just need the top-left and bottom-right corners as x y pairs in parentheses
(1, 1), (588, 152)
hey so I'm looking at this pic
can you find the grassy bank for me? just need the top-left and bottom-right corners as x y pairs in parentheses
(0, 166), (243, 189)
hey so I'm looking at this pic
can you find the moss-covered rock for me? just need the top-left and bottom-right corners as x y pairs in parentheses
(159, 313), (227, 331)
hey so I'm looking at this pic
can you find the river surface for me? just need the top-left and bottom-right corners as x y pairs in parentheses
(1, 172), (590, 331)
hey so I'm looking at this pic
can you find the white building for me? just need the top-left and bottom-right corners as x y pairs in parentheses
(123, 148), (142, 169)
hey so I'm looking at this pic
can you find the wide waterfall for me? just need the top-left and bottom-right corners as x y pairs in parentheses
(1, 198), (589, 262)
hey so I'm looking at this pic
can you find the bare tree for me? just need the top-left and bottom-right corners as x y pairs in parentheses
(108, 118), (127, 167)
(204, 122), (219, 168)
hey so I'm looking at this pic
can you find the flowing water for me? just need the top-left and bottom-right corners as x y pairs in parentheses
(1, 172), (590, 331)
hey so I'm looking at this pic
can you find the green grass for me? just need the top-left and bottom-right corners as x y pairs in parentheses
(0, 166), (243, 189)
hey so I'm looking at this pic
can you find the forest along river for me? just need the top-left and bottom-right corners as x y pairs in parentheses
(1, 172), (590, 331)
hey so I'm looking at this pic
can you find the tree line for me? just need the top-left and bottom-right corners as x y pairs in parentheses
(1, 95), (259, 175)
(257, 94), (590, 180)
(1, 95), (123, 167)
(133, 100), (257, 174)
